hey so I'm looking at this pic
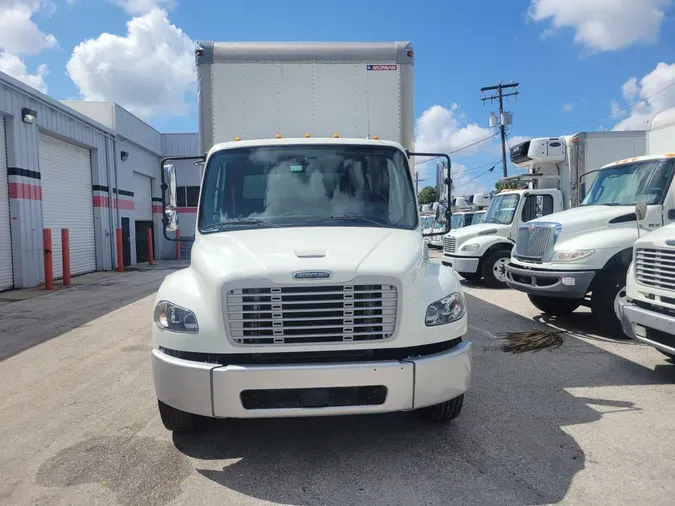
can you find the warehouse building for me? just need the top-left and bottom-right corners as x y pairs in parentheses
(0, 70), (199, 291)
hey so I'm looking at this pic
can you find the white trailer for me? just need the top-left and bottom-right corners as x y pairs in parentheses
(152, 41), (471, 433)
(442, 131), (646, 287)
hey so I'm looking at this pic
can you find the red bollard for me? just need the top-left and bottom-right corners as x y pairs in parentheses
(116, 228), (124, 272)
(43, 229), (53, 290)
(147, 228), (154, 265)
(61, 228), (71, 286)
(176, 228), (181, 260)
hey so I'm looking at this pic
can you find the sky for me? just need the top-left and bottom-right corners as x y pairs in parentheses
(2, 0), (675, 196)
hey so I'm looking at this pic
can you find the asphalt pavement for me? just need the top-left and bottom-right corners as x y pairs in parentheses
(1, 256), (674, 505)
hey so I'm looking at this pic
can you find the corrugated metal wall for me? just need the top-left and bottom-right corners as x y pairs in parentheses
(0, 72), (117, 288)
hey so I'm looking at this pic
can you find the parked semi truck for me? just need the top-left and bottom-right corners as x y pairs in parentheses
(152, 41), (471, 433)
(507, 110), (675, 336)
(621, 218), (675, 359)
(441, 131), (646, 287)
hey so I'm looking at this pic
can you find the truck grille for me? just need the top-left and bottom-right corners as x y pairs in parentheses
(515, 225), (554, 261)
(444, 236), (456, 254)
(225, 284), (398, 345)
(635, 248), (675, 290)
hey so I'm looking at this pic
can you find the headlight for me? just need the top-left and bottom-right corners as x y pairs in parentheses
(154, 301), (199, 333)
(551, 249), (595, 262)
(425, 292), (466, 326)
(461, 243), (480, 252)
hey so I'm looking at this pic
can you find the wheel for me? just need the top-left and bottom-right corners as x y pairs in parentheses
(158, 400), (199, 432)
(528, 294), (581, 316)
(591, 270), (629, 338)
(481, 250), (511, 288)
(458, 271), (482, 281)
(419, 394), (464, 422)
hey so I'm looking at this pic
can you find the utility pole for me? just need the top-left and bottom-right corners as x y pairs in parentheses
(481, 82), (519, 178)
(415, 171), (419, 196)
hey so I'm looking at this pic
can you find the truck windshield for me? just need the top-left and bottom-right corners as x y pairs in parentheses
(484, 194), (520, 224)
(451, 214), (463, 229)
(472, 211), (486, 225)
(582, 159), (675, 206)
(198, 144), (418, 233)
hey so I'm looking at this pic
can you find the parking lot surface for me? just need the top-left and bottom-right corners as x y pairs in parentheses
(1, 258), (674, 505)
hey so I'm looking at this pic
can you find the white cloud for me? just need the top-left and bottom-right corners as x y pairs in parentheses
(110, 0), (175, 14)
(613, 62), (675, 130)
(0, 51), (48, 92)
(0, 0), (58, 55)
(450, 162), (489, 196)
(66, 8), (195, 118)
(528, 0), (672, 52)
(610, 99), (627, 118)
(561, 102), (574, 112)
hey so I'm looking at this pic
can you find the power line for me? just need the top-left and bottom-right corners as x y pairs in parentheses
(537, 80), (675, 134)
(413, 132), (499, 166)
(453, 166), (496, 190)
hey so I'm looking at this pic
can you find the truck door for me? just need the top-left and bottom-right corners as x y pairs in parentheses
(520, 193), (555, 223)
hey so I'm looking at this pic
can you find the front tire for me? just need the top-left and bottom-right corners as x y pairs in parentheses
(482, 250), (511, 288)
(591, 270), (629, 338)
(158, 400), (199, 433)
(419, 394), (464, 422)
(528, 295), (581, 316)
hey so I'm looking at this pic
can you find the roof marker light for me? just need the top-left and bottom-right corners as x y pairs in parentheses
(373, 135), (379, 140)
(333, 133), (340, 138)
(234, 136), (241, 141)
(305, 133), (311, 138)
(275, 133), (281, 139)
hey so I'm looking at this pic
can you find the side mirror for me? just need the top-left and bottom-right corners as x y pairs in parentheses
(163, 163), (179, 232)
(635, 200), (648, 222)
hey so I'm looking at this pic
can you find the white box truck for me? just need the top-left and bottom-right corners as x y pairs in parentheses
(505, 117), (675, 337)
(152, 41), (471, 432)
(441, 131), (646, 288)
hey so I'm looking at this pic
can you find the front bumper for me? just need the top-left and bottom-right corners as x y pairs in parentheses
(441, 254), (480, 274)
(151, 342), (472, 418)
(620, 302), (675, 356)
(505, 262), (595, 299)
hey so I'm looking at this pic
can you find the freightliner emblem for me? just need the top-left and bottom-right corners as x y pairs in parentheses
(529, 224), (536, 233)
(293, 271), (332, 280)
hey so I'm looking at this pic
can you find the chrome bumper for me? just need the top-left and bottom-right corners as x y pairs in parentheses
(151, 342), (472, 418)
(620, 302), (675, 356)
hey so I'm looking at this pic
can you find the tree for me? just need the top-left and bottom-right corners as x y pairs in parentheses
(418, 186), (437, 204)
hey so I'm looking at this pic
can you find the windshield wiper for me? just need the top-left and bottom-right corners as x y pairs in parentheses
(202, 218), (282, 232)
(303, 214), (391, 227)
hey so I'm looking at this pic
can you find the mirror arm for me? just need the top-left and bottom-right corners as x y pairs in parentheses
(160, 155), (205, 242)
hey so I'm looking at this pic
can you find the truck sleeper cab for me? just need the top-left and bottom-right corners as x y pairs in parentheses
(153, 138), (472, 432)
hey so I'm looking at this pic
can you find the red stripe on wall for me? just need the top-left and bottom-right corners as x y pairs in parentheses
(152, 205), (163, 214)
(8, 182), (42, 200)
(177, 207), (198, 213)
(92, 195), (135, 210)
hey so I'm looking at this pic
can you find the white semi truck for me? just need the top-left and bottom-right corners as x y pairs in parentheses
(152, 41), (472, 432)
(621, 218), (675, 359)
(441, 131), (646, 287)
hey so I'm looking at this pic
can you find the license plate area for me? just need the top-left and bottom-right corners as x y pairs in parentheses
(240, 386), (388, 409)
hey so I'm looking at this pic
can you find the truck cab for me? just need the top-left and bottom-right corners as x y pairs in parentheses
(507, 153), (675, 336)
(621, 219), (675, 360)
(442, 187), (563, 286)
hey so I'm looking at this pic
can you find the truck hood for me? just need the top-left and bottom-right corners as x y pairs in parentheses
(529, 205), (643, 239)
(190, 226), (425, 285)
(447, 223), (510, 244)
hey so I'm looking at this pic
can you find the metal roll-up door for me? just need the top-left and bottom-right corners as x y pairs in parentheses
(134, 172), (152, 220)
(39, 133), (96, 278)
(0, 118), (12, 290)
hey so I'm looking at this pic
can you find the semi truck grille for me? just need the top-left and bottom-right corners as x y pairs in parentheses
(225, 284), (398, 345)
(444, 236), (456, 254)
(515, 225), (554, 261)
(635, 248), (675, 290)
